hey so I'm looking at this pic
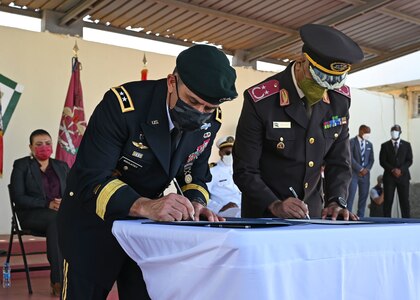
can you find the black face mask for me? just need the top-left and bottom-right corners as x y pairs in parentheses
(169, 78), (213, 131)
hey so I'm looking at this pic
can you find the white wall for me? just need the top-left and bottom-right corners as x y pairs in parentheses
(409, 118), (420, 182)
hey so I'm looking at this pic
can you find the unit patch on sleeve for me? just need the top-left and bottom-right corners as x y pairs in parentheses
(111, 86), (135, 113)
(248, 79), (280, 103)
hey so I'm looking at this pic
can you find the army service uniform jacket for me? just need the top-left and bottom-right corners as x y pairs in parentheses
(58, 79), (221, 288)
(233, 63), (352, 218)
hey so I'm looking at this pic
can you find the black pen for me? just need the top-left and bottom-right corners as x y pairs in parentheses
(173, 178), (195, 220)
(289, 186), (310, 220)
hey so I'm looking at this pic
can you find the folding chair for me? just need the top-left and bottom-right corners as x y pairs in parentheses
(5, 184), (50, 294)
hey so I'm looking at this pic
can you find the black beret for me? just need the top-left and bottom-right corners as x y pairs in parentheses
(176, 45), (237, 105)
(300, 24), (364, 75)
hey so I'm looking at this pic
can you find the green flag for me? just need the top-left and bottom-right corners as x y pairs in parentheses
(0, 73), (24, 133)
(0, 74), (24, 176)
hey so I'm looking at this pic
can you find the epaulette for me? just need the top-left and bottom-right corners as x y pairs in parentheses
(111, 85), (135, 113)
(215, 107), (222, 123)
(333, 85), (351, 99)
(247, 79), (280, 103)
(209, 162), (217, 168)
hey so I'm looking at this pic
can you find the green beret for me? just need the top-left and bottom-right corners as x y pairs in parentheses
(176, 45), (237, 105)
(300, 24), (364, 75)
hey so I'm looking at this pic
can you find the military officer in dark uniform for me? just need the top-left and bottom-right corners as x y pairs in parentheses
(233, 24), (363, 220)
(57, 45), (237, 299)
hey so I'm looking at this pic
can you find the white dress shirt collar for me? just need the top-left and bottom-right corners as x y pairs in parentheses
(291, 62), (305, 99)
(392, 138), (401, 146)
(166, 103), (175, 131)
(357, 135), (365, 145)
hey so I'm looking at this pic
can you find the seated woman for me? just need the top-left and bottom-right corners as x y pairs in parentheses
(10, 129), (70, 296)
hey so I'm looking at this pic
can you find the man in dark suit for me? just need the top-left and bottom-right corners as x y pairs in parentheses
(379, 124), (413, 218)
(57, 45), (237, 299)
(10, 129), (70, 295)
(347, 125), (374, 217)
(233, 24), (363, 220)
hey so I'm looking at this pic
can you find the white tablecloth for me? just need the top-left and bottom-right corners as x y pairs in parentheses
(112, 220), (420, 300)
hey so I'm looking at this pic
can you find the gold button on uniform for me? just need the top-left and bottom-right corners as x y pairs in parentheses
(123, 166), (129, 171)
(304, 182), (308, 189)
(277, 141), (285, 149)
(334, 133), (338, 138)
(308, 161), (314, 167)
(309, 137), (315, 144)
(69, 191), (74, 196)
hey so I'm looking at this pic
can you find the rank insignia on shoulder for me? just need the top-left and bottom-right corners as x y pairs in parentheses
(279, 89), (289, 106)
(333, 85), (351, 99)
(248, 79), (280, 103)
(215, 107), (222, 123)
(111, 86), (135, 113)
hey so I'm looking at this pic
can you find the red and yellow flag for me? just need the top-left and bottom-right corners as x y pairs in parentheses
(55, 57), (86, 167)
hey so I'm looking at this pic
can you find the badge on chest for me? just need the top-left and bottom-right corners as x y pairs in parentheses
(277, 137), (285, 150)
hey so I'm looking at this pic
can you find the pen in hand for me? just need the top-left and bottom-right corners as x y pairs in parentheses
(173, 178), (195, 220)
(289, 186), (310, 220)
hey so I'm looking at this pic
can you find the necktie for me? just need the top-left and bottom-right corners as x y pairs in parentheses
(394, 141), (398, 155)
(360, 140), (365, 167)
(170, 128), (182, 155)
(302, 97), (312, 118)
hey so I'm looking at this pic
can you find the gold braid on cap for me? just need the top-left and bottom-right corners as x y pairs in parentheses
(304, 53), (351, 75)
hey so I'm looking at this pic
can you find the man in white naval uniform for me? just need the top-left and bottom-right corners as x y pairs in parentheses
(207, 136), (242, 217)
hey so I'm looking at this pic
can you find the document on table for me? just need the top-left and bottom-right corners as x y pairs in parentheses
(285, 219), (373, 225)
(143, 219), (293, 228)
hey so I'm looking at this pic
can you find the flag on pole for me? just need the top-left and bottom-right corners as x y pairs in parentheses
(0, 74), (24, 177)
(141, 53), (148, 80)
(56, 56), (86, 167)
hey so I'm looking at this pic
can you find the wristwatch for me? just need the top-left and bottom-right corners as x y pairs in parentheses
(191, 198), (207, 207)
(326, 196), (347, 209)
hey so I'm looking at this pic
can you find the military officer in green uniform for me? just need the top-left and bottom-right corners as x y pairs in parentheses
(58, 45), (237, 299)
(233, 24), (363, 220)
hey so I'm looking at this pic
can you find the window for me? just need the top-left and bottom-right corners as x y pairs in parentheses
(417, 94), (420, 116)
(412, 92), (420, 118)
